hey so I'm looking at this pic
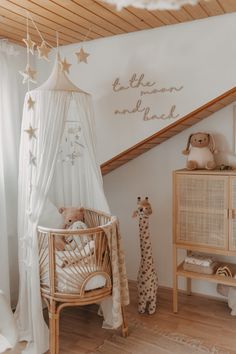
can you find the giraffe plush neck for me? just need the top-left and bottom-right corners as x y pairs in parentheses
(133, 197), (158, 314)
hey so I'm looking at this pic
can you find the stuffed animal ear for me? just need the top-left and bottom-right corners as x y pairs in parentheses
(208, 134), (217, 154)
(137, 196), (141, 204)
(145, 197), (149, 201)
(58, 207), (65, 214)
(182, 134), (193, 155)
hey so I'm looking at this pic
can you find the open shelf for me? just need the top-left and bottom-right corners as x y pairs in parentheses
(177, 261), (236, 287)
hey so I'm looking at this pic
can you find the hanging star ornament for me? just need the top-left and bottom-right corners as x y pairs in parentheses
(19, 64), (37, 84)
(22, 34), (36, 55)
(29, 151), (36, 166)
(75, 47), (90, 64)
(24, 125), (37, 139)
(27, 95), (35, 110)
(37, 41), (51, 61)
(59, 57), (71, 74)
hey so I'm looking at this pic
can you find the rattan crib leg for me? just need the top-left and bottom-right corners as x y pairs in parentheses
(49, 301), (60, 354)
(121, 306), (128, 337)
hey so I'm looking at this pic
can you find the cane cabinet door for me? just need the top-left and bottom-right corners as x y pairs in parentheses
(229, 177), (236, 251)
(175, 173), (228, 249)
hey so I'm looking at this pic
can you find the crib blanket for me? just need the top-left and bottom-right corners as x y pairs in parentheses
(100, 217), (130, 330)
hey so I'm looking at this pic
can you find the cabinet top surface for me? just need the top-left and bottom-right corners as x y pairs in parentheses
(174, 169), (236, 176)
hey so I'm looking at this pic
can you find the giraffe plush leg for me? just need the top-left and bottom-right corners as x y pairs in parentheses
(138, 293), (147, 314)
(147, 295), (157, 315)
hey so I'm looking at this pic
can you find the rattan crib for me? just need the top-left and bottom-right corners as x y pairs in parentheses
(38, 208), (128, 354)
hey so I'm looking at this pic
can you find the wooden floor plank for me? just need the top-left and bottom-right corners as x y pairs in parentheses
(10, 286), (236, 353)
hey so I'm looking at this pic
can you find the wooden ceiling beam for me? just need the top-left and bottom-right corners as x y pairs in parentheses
(218, 0), (236, 12)
(95, 0), (151, 30)
(125, 7), (165, 27)
(73, 0), (138, 32)
(4, 0), (98, 40)
(199, 0), (225, 16)
(0, 5), (80, 44)
(0, 0), (236, 46)
(0, 15), (69, 46)
(27, 0), (114, 37)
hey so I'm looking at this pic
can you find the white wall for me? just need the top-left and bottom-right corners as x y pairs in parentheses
(37, 12), (236, 165)
(104, 103), (236, 297)
(36, 12), (236, 298)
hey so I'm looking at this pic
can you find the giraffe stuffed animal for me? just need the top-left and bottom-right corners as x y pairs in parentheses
(133, 197), (158, 314)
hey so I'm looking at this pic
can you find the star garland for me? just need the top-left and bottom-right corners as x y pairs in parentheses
(75, 47), (90, 64)
(27, 95), (35, 110)
(24, 124), (37, 139)
(19, 64), (37, 84)
(22, 34), (36, 55)
(37, 41), (51, 61)
(29, 150), (37, 166)
(59, 57), (72, 74)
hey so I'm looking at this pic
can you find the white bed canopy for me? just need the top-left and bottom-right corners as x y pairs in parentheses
(15, 55), (109, 354)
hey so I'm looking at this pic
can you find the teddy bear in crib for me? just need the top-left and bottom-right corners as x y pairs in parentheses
(55, 207), (87, 250)
(182, 132), (218, 170)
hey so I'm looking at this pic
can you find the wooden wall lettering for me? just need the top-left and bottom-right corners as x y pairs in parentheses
(112, 73), (183, 121)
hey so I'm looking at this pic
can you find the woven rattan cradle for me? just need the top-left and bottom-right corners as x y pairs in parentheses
(38, 208), (128, 354)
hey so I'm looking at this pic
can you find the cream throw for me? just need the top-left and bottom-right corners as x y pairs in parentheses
(100, 217), (130, 329)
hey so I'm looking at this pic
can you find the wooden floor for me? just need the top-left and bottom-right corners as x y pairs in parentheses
(12, 284), (236, 353)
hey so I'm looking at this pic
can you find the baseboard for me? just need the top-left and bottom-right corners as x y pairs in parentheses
(128, 279), (227, 303)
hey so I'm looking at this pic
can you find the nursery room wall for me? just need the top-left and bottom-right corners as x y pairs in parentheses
(36, 12), (236, 297)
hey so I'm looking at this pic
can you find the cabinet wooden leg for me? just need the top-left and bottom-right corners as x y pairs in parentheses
(187, 278), (191, 296)
(173, 275), (178, 313)
(173, 244), (178, 313)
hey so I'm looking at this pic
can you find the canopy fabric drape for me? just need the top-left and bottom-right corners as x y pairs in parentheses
(0, 43), (20, 352)
(0, 48), (20, 302)
(16, 59), (110, 353)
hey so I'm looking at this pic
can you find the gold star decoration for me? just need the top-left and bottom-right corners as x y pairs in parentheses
(22, 34), (36, 55)
(75, 47), (90, 64)
(19, 64), (37, 84)
(27, 95), (35, 110)
(59, 57), (71, 74)
(29, 151), (36, 166)
(24, 125), (37, 140)
(37, 41), (51, 61)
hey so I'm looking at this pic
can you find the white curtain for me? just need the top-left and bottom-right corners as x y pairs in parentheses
(0, 45), (20, 351)
(0, 48), (20, 301)
(16, 88), (109, 354)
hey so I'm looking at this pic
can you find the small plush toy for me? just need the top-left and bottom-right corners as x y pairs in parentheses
(182, 132), (217, 170)
(55, 207), (85, 250)
(59, 207), (85, 229)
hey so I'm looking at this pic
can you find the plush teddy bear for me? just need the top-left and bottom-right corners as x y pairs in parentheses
(182, 132), (217, 170)
(58, 207), (85, 229)
(55, 207), (85, 250)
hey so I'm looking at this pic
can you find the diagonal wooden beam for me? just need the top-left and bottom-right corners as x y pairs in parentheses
(101, 87), (236, 175)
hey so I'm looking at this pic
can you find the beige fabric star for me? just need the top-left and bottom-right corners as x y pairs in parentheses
(22, 35), (36, 55)
(27, 95), (35, 110)
(29, 151), (36, 166)
(75, 47), (90, 64)
(37, 41), (51, 61)
(59, 57), (71, 74)
(24, 125), (37, 140)
(19, 64), (37, 84)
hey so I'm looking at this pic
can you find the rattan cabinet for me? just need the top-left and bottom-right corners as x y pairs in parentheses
(173, 169), (236, 313)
